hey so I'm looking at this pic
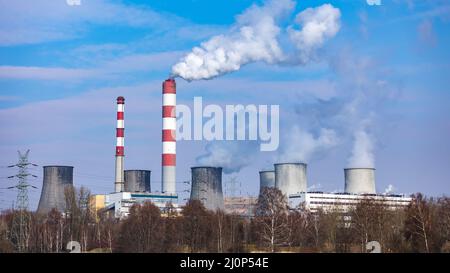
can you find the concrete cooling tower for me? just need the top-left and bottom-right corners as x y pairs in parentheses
(259, 170), (275, 194)
(344, 168), (376, 194)
(124, 170), (151, 192)
(274, 163), (307, 198)
(37, 166), (74, 214)
(190, 167), (224, 211)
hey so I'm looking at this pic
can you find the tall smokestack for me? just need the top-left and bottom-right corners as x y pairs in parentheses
(115, 96), (125, 192)
(162, 79), (176, 194)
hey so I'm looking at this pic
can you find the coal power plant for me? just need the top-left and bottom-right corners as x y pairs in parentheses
(32, 78), (411, 219)
(259, 170), (275, 193)
(274, 163), (307, 197)
(124, 170), (151, 192)
(37, 166), (74, 214)
(190, 167), (224, 211)
(344, 168), (376, 194)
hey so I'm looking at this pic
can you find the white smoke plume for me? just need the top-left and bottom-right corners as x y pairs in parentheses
(277, 126), (338, 163)
(347, 120), (375, 168)
(288, 4), (341, 63)
(171, 0), (341, 81)
(384, 184), (396, 194)
(196, 141), (258, 174)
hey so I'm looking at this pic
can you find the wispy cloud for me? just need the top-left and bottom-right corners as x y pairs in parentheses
(0, 51), (183, 81)
(0, 0), (190, 46)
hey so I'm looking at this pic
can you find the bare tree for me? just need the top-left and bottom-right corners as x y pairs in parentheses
(180, 200), (213, 252)
(254, 187), (289, 252)
(404, 193), (434, 253)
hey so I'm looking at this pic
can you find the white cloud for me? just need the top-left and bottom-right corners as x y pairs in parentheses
(0, 0), (183, 46)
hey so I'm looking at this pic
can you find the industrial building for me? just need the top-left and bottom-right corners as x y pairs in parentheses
(224, 197), (257, 217)
(258, 163), (412, 214)
(35, 77), (412, 220)
(289, 192), (412, 213)
(102, 192), (178, 219)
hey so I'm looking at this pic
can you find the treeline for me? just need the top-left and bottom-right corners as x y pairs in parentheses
(0, 187), (449, 253)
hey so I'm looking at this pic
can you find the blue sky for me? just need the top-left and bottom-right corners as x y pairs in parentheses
(0, 0), (449, 210)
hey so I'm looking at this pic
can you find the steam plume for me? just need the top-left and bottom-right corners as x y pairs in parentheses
(278, 126), (338, 163)
(347, 121), (375, 168)
(171, 0), (340, 81)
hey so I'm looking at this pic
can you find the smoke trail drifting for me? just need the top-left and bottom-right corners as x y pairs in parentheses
(171, 0), (341, 81)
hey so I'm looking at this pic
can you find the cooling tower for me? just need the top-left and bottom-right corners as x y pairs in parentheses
(259, 170), (275, 193)
(37, 166), (74, 214)
(344, 168), (376, 194)
(274, 163), (307, 198)
(190, 167), (224, 211)
(124, 170), (151, 192)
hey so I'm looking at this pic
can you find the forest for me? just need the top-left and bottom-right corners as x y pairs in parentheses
(0, 187), (449, 253)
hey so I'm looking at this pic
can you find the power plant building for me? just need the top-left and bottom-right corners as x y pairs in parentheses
(105, 192), (179, 219)
(289, 192), (412, 213)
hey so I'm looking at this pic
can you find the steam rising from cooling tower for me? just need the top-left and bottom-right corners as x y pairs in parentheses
(348, 122), (375, 168)
(344, 168), (376, 194)
(171, 0), (341, 81)
(196, 141), (258, 174)
(190, 167), (224, 211)
(278, 126), (338, 163)
(37, 166), (74, 214)
(275, 163), (307, 197)
(124, 170), (151, 192)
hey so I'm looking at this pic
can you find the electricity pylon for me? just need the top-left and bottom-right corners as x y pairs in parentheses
(7, 150), (38, 252)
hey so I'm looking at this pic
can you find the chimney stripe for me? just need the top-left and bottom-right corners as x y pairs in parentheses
(162, 129), (176, 141)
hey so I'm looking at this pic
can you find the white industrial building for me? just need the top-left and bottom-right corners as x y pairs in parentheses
(104, 192), (179, 219)
(289, 192), (412, 213)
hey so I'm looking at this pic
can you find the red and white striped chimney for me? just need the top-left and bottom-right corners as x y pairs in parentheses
(162, 79), (176, 194)
(115, 96), (125, 192)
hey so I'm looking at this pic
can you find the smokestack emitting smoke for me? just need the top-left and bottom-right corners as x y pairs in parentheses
(170, 1), (341, 174)
(115, 96), (125, 192)
(162, 79), (176, 194)
(171, 0), (341, 81)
